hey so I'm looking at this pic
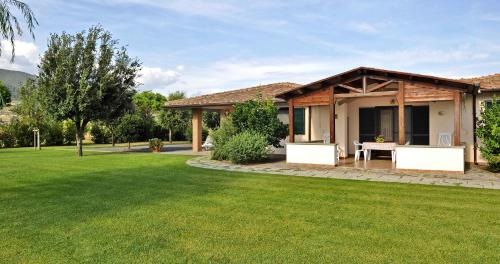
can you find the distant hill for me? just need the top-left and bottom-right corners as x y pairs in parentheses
(0, 68), (36, 101)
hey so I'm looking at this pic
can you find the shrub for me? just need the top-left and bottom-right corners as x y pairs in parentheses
(63, 120), (77, 145)
(91, 123), (111, 144)
(210, 117), (237, 160)
(226, 131), (269, 164)
(476, 97), (500, 172)
(149, 138), (163, 152)
(43, 120), (64, 146)
(232, 97), (288, 147)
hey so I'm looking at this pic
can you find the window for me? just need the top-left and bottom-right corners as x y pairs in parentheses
(484, 100), (499, 110)
(293, 108), (305, 135)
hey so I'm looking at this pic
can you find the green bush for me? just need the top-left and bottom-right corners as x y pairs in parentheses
(91, 123), (111, 144)
(477, 97), (500, 172)
(232, 97), (288, 147)
(62, 120), (77, 145)
(210, 117), (237, 160)
(226, 131), (269, 164)
(43, 120), (64, 146)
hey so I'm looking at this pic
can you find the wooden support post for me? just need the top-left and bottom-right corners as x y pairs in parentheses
(192, 108), (202, 152)
(288, 99), (294, 143)
(454, 92), (461, 146)
(362, 76), (367, 93)
(329, 86), (335, 143)
(307, 106), (312, 142)
(398, 81), (405, 145)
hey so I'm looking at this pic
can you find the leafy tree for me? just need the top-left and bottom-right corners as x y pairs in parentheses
(0, 80), (11, 108)
(115, 113), (144, 150)
(133, 91), (166, 117)
(158, 91), (188, 143)
(90, 122), (111, 144)
(37, 26), (141, 156)
(231, 96), (288, 147)
(0, 0), (38, 60)
(203, 111), (220, 129)
(13, 79), (44, 129)
(476, 97), (500, 172)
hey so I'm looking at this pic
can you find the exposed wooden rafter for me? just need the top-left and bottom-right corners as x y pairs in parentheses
(335, 91), (398, 98)
(337, 84), (363, 93)
(367, 80), (395, 92)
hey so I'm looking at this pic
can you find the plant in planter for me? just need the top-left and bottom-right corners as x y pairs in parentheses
(149, 138), (163, 152)
(375, 135), (385, 143)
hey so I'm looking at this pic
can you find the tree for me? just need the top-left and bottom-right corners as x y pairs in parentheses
(231, 96), (288, 147)
(13, 79), (43, 128)
(37, 26), (141, 156)
(133, 91), (166, 118)
(158, 91), (188, 143)
(115, 113), (143, 150)
(203, 111), (220, 129)
(0, 80), (11, 108)
(476, 97), (500, 172)
(0, 0), (38, 60)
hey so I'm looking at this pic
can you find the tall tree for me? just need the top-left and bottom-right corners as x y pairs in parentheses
(0, 80), (11, 108)
(37, 26), (141, 156)
(0, 0), (38, 60)
(13, 79), (44, 128)
(133, 91), (166, 117)
(158, 91), (188, 143)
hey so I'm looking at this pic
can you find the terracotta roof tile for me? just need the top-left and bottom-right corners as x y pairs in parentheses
(460, 73), (500, 91)
(165, 82), (301, 108)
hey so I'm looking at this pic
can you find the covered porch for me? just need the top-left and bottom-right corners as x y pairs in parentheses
(279, 67), (477, 173)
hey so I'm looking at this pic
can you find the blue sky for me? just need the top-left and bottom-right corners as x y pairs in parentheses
(3, 0), (500, 96)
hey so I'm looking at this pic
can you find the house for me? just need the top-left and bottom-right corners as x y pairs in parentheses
(165, 67), (499, 173)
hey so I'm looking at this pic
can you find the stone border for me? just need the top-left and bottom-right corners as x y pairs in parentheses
(187, 156), (500, 190)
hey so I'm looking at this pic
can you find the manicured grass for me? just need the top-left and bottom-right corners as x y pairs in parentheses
(1, 148), (499, 263)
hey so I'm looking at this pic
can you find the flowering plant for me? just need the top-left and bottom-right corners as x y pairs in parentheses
(375, 135), (385, 143)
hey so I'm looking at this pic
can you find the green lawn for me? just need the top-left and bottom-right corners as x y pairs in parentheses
(1, 148), (499, 263)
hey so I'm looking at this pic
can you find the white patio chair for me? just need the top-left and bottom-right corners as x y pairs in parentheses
(353, 140), (363, 161)
(202, 136), (214, 151)
(438, 133), (452, 147)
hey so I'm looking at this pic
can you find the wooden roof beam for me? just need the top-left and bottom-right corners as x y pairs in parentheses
(337, 84), (363, 93)
(367, 80), (395, 92)
(335, 91), (398, 98)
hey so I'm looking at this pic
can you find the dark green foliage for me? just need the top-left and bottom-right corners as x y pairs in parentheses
(226, 131), (269, 164)
(0, 118), (32, 147)
(90, 123), (111, 144)
(37, 25), (140, 156)
(203, 111), (220, 129)
(476, 97), (500, 171)
(210, 117), (237, 160)
(62, 120), (76, 145)
(42, 120), (64, 146)
(115, 113), (144, 148)
(0, 80), (11, 107)
(232, 97), (288, 147)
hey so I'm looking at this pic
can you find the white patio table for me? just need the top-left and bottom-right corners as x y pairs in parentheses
(362, 142), (397, 163)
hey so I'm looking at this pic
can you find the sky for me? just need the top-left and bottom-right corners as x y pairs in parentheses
(2, 0), (500, 96)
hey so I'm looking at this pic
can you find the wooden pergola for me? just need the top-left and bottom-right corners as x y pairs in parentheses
(279, 67), (478, 146)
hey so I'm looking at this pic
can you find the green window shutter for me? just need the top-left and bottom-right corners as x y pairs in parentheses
(293, 108), (305, 135)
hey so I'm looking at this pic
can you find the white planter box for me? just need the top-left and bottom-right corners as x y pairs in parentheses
(396, 145), (465, 173)
(286, 143), (338, 166)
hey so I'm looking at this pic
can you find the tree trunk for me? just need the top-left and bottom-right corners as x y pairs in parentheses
(169, 129), (172, 144)
(128, 141), (131, 150)
(76, 129), (84, 157)
(111, 133), (115, 147)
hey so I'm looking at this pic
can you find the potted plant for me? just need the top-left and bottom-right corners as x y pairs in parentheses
(149, 138), (164, 153)
(375, 135), (385, 143)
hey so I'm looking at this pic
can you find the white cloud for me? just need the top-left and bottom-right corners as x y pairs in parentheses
(351, 22), (379, 34)
(138, 66), (183, 91)
(0, 40), (39, 73)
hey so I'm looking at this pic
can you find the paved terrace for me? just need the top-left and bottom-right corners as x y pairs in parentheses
(188, 156), (500, 190)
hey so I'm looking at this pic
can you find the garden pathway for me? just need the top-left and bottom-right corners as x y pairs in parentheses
(187, 156), (500, 190)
